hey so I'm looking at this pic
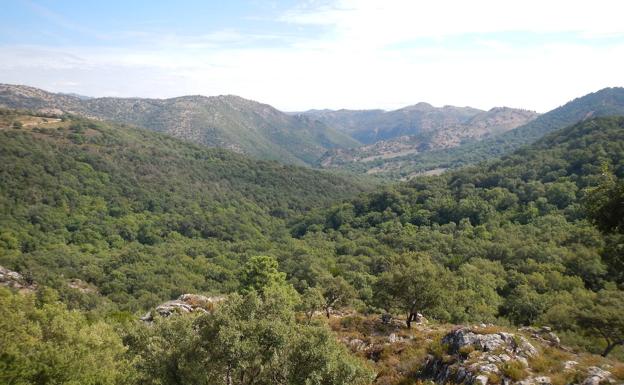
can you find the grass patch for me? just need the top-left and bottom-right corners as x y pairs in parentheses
(500, 361), (529, 381)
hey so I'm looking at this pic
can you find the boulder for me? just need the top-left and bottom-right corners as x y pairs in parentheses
(0, 265), (36, 292)
(141, 294), (224, 321)
(442, 327), (537, 358)
(582, 366), (612, 385)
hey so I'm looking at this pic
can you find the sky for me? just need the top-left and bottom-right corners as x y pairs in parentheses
(1, 0), (624, 112)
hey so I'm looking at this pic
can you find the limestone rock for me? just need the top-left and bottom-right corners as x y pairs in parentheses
(582, 366), (612, 385)
(0, 265), (36, 292)
(141, 294), (224, 321)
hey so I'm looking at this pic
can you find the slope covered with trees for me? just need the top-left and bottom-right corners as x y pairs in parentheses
(0, 109), (371, 310)
(1, 109), (624, 384)
(328, 87), (624, 177)
(291, 116), (624, 356)
(0, 84), (360, 166)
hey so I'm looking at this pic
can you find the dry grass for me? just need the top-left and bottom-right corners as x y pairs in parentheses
(529, 347), (571, 374)
(499, 361), (529, 381)
(611, 363), (624, 381)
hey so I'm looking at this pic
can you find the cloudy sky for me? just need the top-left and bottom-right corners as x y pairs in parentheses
(1, 0), (623, 111)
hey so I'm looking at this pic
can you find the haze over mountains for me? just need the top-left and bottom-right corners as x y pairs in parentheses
(0, 84), (537, 168)
(2, 84), (624, 178)
(313, 106), (539, 168)
(0, 84), (359, 166)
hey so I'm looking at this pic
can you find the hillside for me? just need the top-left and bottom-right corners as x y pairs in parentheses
(333, 87), (624, 178)
(0, 84), (360, 166)
(319, 107), (538, 168)
(1, 111), (623, 385)
(0, 108), (370, 310)
(291, 116), (624, 358)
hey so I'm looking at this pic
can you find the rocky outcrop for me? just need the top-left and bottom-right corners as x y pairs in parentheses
(518, 326), (564, 349)
(422, 327), (618, 385)
(424, 327), (538, 385)
(140, 294), (224, 321)
(443, 327), (538, 357)
(0, 265), (36, 292)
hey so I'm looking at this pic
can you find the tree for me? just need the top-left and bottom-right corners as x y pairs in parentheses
(0, 288), (130, 385)
(239, 255), (288, 294)
(374, 254), (452, 328)
(298, 287), (325, 323)
(127, 285), (372, 385)
(585, 168), (624, 234)
(318, 276), (356, 318)
(576, 287), (624, 357)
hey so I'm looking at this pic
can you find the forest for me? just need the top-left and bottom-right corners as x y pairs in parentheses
(1, 109), (623, 384)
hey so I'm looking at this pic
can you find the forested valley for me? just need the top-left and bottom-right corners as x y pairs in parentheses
(1, 108), (623, 385)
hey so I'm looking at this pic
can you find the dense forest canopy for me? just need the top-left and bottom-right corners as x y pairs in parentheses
(1, 108), (623, 384)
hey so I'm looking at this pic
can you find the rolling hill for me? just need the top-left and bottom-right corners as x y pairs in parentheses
(0, 108), (371, 309)
(0, 84), (360, 166)
(321, 87), (624, 178)
(318, 107), (539, 168)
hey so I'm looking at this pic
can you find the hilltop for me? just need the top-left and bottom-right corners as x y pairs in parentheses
(0, 84), (360, 166)
(328, 87), (624, 178)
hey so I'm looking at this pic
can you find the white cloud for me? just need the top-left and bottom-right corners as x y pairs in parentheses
(1, 0), (623, 112)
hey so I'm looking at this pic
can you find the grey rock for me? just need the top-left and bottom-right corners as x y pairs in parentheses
(475, 374), (489, 385)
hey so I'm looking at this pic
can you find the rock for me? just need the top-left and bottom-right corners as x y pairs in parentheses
(519, 326), (561, 347)
(414, 312), (428, 324)
(498, 354), (512, 362)
(388, 333), (398, 343)
(475, 374), (489, 385)
(479, 363), (499, 374)
(347, 338), (368, 351)
(517, 356), (529, 368)
(534, 376), (552, 385)
(582, 366), (612, 385)
(442, 327), (537, 357)
(564, 360), (578, 370)
(67, 278), (98, 294)
(0, 265), (36, 292)
(141, 294), (224, 321)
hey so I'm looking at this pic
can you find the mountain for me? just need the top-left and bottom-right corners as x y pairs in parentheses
(318, 107), (538, 168)
(323, 87), (624, 178)
(302, 103), (537, 145)
(0, 84), (360, 166)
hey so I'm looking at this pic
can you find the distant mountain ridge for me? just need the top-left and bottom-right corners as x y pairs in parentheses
(325, 87), (624, 178)
(313, 106), (539, 168)
(0, 84), (359, 166)
(303, 102), (538, 144)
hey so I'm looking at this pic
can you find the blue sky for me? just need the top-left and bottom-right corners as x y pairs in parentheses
(1, 0), (623, 111)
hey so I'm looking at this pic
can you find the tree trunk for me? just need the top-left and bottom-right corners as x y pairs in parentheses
(602, 341), (620, 357)
(226, 363), (233, 385)
(406, 312), (414, 329)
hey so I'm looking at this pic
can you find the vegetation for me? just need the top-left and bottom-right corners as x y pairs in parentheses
(326, 87), (624, 177)
(293, 116), (624, 356)
(1, 108), (624, 383)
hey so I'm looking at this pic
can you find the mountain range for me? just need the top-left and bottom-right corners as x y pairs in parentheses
(319, 87), (624, 178)
(2, 84), (624, 178)
(0, 84), (359, 166)
(313, 106), (539, 168)
(0, 84), (538, 168)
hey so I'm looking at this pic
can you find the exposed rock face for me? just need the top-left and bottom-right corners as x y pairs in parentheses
(519, 326), (561, 347)
(423, 327), (617, 385)
(140, 294), (224, 321)
(0, 265), (36, 292)
(443, 327), (538, 357)
(424, 327), (538, 385)
(582, 366), (612, 385)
